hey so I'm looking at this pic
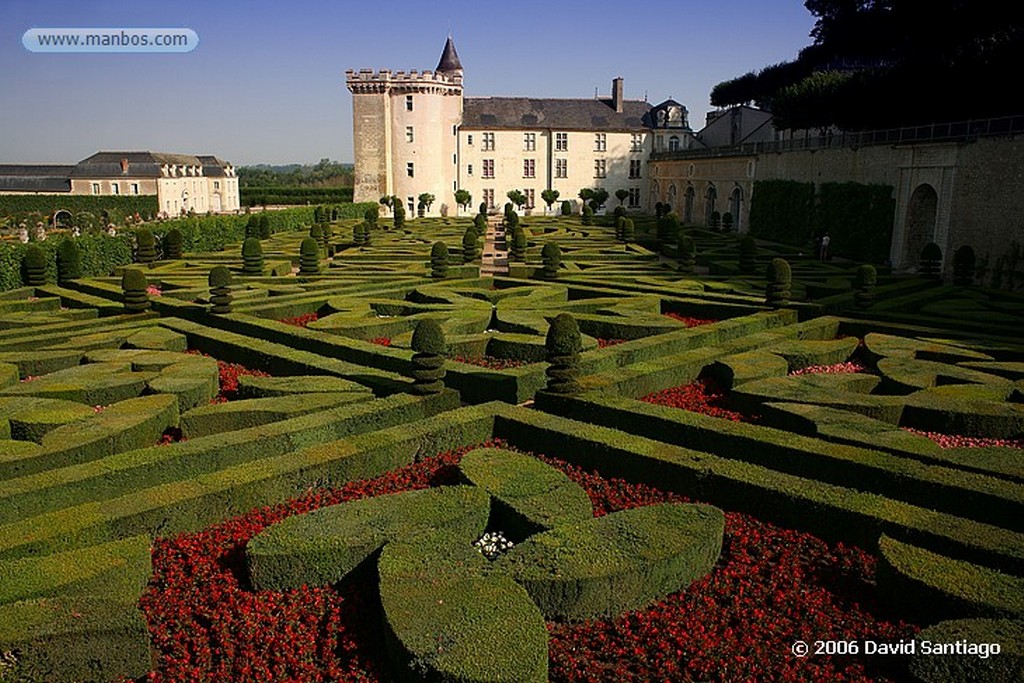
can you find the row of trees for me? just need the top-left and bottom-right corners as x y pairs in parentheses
(392, 187), (639, 216)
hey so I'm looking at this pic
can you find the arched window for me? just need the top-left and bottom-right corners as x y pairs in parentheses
(684, 186), (695, 224)
(668, 135), (681, 152)
(705, 185), (717, 225)
(667, 183), (677, 212)
(729, 186), (743, 230)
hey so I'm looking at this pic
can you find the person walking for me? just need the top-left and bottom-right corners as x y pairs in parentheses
(820, 233), (831, 261)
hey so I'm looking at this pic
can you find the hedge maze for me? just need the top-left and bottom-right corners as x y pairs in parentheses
(0, 213), (1021, 682)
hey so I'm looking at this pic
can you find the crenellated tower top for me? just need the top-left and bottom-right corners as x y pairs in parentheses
(345, 68), (463, 95)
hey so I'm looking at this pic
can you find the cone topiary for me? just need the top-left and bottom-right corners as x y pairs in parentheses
(541, 242), (561, 279)
(208, 266), (233, 314)
(245, 216), (260, 239)
(121, 268), (150, 313)
(474, 213), (487, 238)
(853, 264), (876, 308)
(738, 235), (757, 273)
(299, 237), (320, 275)
(765, 258), (792, 308)
(953, 245), (976, 286)
(430, 241), (449, 279)
(679, 236), (696, 274)
(462, 226), (478, 264)
(56, 239), (82, 283)
(919, 242), (942, 279)
(410, 319), (446, 395)
(581, 205), (593, 226)
(622, 218), (635, 244)
(22, 245), (47, 286)
(164, 228), (183, 259)
(545, 313), (582, 395)
(242, 237), (263, 275)
(394, 204), (406, 230)
(136, 229), (157, 265)
(511, 227), (527, 262)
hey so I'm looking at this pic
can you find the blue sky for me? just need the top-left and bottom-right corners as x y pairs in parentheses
(0, 0), (816, 165)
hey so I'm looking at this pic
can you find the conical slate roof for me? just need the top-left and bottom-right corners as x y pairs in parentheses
(436, 36), (462, 72)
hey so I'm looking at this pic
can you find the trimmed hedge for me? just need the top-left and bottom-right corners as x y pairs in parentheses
(236, 374), (373, 399)
(0, 194), (157, 218)
(246, 485), (490, 591)
(459, 447), (592, 540)
(497, 503), (724, 620)
(181, 392), (372, 438)
(4, 398), (95, 443)
(748, 180), (815, 245)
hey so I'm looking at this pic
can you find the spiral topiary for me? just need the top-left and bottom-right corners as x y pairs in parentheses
(410, 319), (446, 395)
(541, 242), (561, 279)
(919, 242), (942, 279)
(511, 227), (527, 263)
(615, 216), (625, 242)
(208, 266), (233, 314)
(353, 221), (367, 247)
(853, 264), (877, 308)
(299, 237), (320, 275)
(242, 237), (263, 275)
(56, 239), (82, 284)
(581, 205), (593, 226)
(505, 210), (519, 231)
(135, 229), (157, 265)
(121, 268), (150, 313)
(430, 241), (449, 279)
(765, 258), (792, 308)
(952, 245), (976, 286)
(678, 236), (696, 274)
(22, 245), (47, 286)
(164, 228), (183, 259)
(738, 235), (757, 273)
(462, 226), (478, 264)
(545, 313), (582, 395)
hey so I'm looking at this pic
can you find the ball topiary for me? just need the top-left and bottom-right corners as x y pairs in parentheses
(541, 242), (561, 279)
(22, 245), (47, 286)
(560, 200), (572, 216)
(545, 313), (582, 394)
(952, 245), (976, 286)
(242, 237), (263, 275)
(511, 227), (527, 263)
(410, 319), (446, 395)
(462, 226), (478, 264)
(164, 228), (183, 259)
(738, 235), (757, 273)
(121, 268), (150, 313)
(581, 205), (593, 226)
(135, 229), (157, 265)
(208, 266), (233, 314)
(56, 239), (82, 283)
(853, 264), (877, 308)
(299, 237), (320, 275)
(765, 258), (792, 308)
(679, 236), (696, 274)
(919, 242), (943, 279)
(430, 241), (449, 279)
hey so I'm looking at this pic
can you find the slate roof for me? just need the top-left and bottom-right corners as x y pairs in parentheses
(196, 155), (231, 177)
(70, 151), (205, 178)
(462, 97), (651, 131)
(0, 165), (74, 192)
(436, 36), (462, 73)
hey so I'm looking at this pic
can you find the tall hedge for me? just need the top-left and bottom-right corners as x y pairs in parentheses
(748, 180), (816, 245)
(0, 195), (157, 219)
(0, 234), (133, 291)
(817, 182), (894, 262)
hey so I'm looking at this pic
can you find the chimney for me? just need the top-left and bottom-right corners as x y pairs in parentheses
(612, 77), (624, 113)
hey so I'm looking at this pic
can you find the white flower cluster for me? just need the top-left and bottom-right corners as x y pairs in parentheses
(473, 531), (514, 560)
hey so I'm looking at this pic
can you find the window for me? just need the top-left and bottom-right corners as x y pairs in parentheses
(482, 159), (494, 178)
(452, 125), (458, 136)
(525, 189), (535, 210)
(594, 159), (606, 179)
(631, 133), (643, 152)
(555, 158), (567, 178)
(467, 134), (473, 145)
(668, 135), (681, 152)
(629, 159), (642, 179)
(407, 196), (415, 213)
(405, 95), (413, 111)
(131, 183), (140, 195)
(594, 133), (606, 152)
(482, 132), (495, 151)
(453, 154), (457, 165)
(555, 133), (568, 151)
(110, 182), (119, 195)
(467, 164), (473, 176)
(91, 182), (100, 195)
(407, 162), (414, 178)
(212, 181), (219, 191)
(406, 126), (414, 143)
(628, 188), (641, 208)
(523, 159), (535, 178)
(483, 188), (495, 208)
(523, 133), (536, 151)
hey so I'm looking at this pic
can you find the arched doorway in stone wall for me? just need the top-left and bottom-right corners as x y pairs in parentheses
(684, 186), (695, 224)
(704, 185), (717, 226)
(903, 184), (938, 267)
(667, 183), (677, 214)
(650, 180), (660, 210)
(729, 186), (743, 231)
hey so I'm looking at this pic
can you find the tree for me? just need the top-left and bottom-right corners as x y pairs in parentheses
(615, 189), (629, 207)
(418, 193), (436, 213)
(544, 313), (582, 395)
(507, 190), (527, 212)
(541, 189), (560, 215)
(589, 188), (609, 212)
(454, 189), (472, 212)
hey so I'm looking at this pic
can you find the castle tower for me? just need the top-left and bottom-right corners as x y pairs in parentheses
(346, 37), (464, 215)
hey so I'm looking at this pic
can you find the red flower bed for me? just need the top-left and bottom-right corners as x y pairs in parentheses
(597, 338), (627, 348)
(279, 312), (319, 328)
(902, 427), (1024, 450)
(451, 355), (530, 370)
(790, 361), (867, 376)
(186, 350), (270, 402)
(370, 337), (392, 347)
(641, 378), (748, 422)
(664, 312), (718, 327)
(140, 442), (915, 682)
